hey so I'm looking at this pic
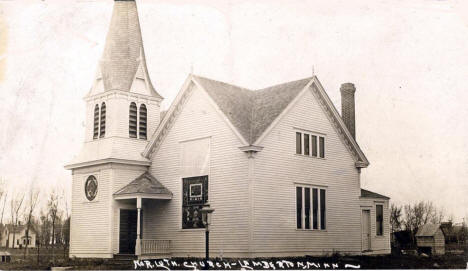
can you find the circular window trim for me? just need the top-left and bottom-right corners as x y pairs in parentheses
(84, 175), (98, 201)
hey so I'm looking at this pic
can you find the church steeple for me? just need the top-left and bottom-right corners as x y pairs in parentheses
(90, 0), (161, 98)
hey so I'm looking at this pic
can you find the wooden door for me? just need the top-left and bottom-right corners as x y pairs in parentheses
(361, 210), (371, 251)
(119, 209), (137, 254)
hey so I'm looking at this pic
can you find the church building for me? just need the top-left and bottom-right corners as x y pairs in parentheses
(65, 0), (390, 259)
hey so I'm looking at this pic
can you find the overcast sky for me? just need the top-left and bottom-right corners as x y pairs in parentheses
(1, 0), (467, 222)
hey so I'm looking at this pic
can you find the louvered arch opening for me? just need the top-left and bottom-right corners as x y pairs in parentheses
(100, 102), (106, 138)
(139, 104), (147, 140)
(93, 104), (99, 139)
(129, 102), (137, 138)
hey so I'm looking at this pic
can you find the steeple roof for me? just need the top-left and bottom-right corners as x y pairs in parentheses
(98, 0), (161, 98)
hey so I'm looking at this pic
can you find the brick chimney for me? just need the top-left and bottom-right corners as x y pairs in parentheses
(340, 83), (356, 139)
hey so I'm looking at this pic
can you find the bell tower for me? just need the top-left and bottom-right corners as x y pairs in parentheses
(65, 0), (162, 258)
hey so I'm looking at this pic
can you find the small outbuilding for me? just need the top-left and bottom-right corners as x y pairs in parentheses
(416, 224), (445, 255)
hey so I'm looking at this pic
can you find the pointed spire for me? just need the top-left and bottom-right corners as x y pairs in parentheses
(99, 0), (161, 98)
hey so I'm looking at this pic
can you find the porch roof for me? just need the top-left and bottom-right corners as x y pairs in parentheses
(113, 172), (172, 200)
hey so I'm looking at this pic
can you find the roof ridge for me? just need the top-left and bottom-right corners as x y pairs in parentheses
(192, 74), (253, 92)
(254, 76), (314, 92)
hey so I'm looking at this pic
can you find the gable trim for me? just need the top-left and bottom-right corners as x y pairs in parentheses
(311, 76), (369, 167)
(253, 76), (369, 167)
(142, 75), (194, 158)
(142, 75), (249, 159)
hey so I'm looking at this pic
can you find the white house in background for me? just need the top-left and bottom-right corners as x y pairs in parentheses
(1, 224), (37, 249)
(65, 0), (390, 259)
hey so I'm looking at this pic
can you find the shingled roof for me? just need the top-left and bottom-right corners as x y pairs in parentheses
(193, 75), (312, 144)
(114, 172), (172, 198)
(361, 189), (390, 199)
(416, 224), (442, 237)
(98, 0), (161, 98)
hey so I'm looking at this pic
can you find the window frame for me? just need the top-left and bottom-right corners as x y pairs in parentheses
(181, 175), (209, 230)
(129, 102), (138, 138)
(295, 184), (327, 231)
(294, 130), (326, 159)
(139, 104), (147, 140)
(376, 204), (384, 236)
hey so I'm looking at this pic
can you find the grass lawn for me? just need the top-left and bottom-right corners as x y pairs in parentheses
(0, 251), (466, 270)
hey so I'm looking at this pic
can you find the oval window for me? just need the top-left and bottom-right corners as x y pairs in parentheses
(84, 175), (98, 201)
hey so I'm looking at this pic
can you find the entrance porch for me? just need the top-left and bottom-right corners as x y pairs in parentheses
(113, 172), (173, 259)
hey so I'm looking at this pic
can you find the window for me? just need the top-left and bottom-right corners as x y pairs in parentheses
(296, 132), (302, 154)
(139, 104), (147, 140)
(311, 135), (317, 157)
(295, 131), (325, 158)
(304, 134), (310, 156)
(296, 185), (326, 230)
(376, 204), (383, 236)
(319, 136), (325, 158)
(93, 104), (99, 139)
(100, 102), (106, 138)
(84, 175), (98, 201)
(182, 176), (208, 229)
(129, 102), (138, 138)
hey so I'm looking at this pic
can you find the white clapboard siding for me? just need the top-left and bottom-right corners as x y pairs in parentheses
(147, 84), (250, 257)
(251, 86), (362, 256)
(359, 197), (391, 254)
(70, 165), (113, 258)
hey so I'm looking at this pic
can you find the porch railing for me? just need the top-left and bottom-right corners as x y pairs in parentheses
(141, 239), (171, 255)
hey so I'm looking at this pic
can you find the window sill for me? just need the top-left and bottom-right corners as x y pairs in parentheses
(179, 228), (206, 232)
(294, 154), (326, 160)
(295, 229), (327, 232)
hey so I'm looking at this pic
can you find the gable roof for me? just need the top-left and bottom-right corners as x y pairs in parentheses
(114, 172), (172, 197)
(144, 74), (369, 167)
(416, 224), (442, 237)
(193, 75), (312, 144)
(3, 224), (36, 234)
(361, 189), (390, 199)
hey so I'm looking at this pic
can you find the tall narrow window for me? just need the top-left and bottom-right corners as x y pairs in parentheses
(129, 102), (137, 138)
(139, 104), (147, 140)
(311, 135), (317, 157)
(99, 102), (106, 138)
(320, 189), (326, 230)
(319, 136), (325, 158)
(312, 188), (318, 229)
(296, 132), (302, 154)
(376, 204), (383, 236)
(304, 187), (311, 229)
(304, 134), (310, 156)
(93, 104), (99, 139)
(296, 187), (302, 229)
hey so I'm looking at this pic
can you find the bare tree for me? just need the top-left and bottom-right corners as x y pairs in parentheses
(390, 203), (403, 233)
(403, 201), (445, 245)
(1, 189), (8, 225)
(47, 191), (59, 264)
(10, 192), (25, 249)
(23, 187), (40, 258)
